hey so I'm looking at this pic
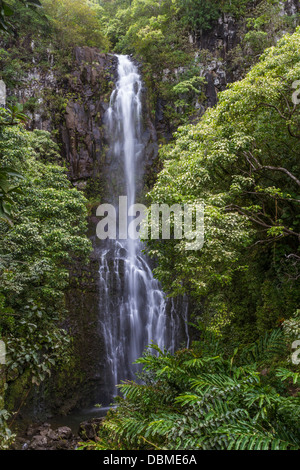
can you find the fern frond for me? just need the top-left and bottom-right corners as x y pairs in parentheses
(240, 329), (286, 365)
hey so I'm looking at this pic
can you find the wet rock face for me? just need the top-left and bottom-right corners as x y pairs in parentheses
(14, 47), (158, 187)
(13, 424), (78, 450)
(193, 0), (299, 102)
(284, 0), (299, 16)
(78, 417), (104, 441)
(63, 249), (106, 411)
(12, 417), (105, 450)
(10, 47), (119, 183)
(61, 48), (118, 183)
(13, 72), (58, 133)
(197, 14), (238, 58)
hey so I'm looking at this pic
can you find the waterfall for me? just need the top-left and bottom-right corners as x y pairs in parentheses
(97, 55), (189, 403)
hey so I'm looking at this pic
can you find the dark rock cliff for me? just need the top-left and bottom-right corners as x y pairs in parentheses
(191, 0), (299, 111)
(61, 48), (118, 183)
(14, 46), (158, 192)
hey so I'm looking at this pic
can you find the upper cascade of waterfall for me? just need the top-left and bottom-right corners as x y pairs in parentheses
(106, 55), (143, 210)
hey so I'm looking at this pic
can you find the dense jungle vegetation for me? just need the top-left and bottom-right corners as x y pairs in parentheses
(0, 0), (299, 451)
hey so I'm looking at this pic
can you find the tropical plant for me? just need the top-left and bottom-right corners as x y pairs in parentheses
(146, 27), (300, 342)
(0, 105), (29, 225)
(0, 0), (41, 31)
(80, 328), (300, 451)
(41, 0), (110, 49)
(0, 166), (23, 225)
(0, 125), (92, 448)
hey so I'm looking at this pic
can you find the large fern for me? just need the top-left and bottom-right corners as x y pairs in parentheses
(80, 329), (300, 451)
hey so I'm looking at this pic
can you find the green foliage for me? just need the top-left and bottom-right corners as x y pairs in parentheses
(98, 0), (207, 126)
(244, 30), (269, 54)
(0, 0), (299, 453)
(80, 329), (300, 450)
(146, 28), (300, 342)
(176, 0), (220, 33)
(28, 129), (62, 164)
(228, 0), (300, 76)
(0, 0), (41, 32)
(41, 0), (110, 49)
(0, 125), (92, 307)
(0, 408), (15, 449)
(0, 165), (23, 225)
(95, 0), (300, 131)
(0, 125), (92, 447)
(239, 329), (287, 365)
(282, 310), (300, 341)
(0, 104), (28, 126)
(0, 0), (109, 88)
(0, 105), (29, 225)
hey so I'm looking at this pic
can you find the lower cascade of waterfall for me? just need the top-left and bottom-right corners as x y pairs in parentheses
(97, 55), (189, 403)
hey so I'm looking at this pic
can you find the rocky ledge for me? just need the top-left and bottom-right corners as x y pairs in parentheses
(11, 418), (104, 451)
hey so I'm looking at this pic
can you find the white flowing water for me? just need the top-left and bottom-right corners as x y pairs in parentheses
(98, 55), (189, 401)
